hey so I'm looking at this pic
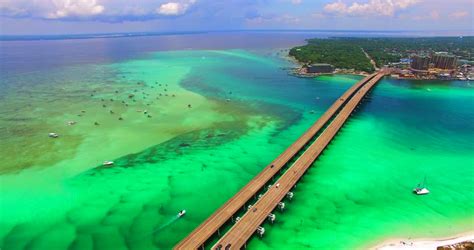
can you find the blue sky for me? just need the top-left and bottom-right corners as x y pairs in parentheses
(0, 0), (472, 35)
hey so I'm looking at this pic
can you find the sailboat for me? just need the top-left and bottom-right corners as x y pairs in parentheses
(413, 176), (430, 195)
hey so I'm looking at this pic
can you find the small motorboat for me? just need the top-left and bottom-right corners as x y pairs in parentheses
(413, 187), (430, 195)
(413, 176), (430, 195)
(48, 133), (59, 138)
(178, 210), (186, 218)
(103, 161), (114, 166)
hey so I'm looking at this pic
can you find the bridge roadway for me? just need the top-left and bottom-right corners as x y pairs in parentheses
(212, 72), (385, 249)
(174, 73), (379, 250)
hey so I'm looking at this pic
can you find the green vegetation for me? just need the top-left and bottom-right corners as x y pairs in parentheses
(348, 37), (474, 67)
(289, 39), (374, 73)
(290, 36), (474, 71)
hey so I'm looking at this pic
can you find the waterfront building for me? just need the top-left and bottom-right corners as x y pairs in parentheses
(460, 64), (471, 74)
(410, 55), (430, 71)
(307, 63), (334, 73)
(431, 52), (457, 69)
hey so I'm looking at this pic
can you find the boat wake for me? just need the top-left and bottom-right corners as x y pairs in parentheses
(156, 216), (180, 231)
(132, 215), (181, 241)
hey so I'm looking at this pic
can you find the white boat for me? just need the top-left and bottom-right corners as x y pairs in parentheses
(413, 187), (430, 195)
(48, 133), (59, 138)
(178, 210), (186, 217)
(413, 177), (430, 195)
(103, 161), (114, 166)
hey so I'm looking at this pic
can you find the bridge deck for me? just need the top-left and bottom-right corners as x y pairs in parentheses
(213, 73), (385, 249)
(174, 73), (378, 250)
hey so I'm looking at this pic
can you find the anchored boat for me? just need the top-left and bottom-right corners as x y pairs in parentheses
(413, 177), (430, 195)
(103, 161), (114, 166)
(48, 133), (59, 138)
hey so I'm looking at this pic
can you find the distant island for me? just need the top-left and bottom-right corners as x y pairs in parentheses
(289, 37), (473, 80)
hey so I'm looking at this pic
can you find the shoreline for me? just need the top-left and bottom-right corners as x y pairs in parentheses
(283, 48), (471, 81)
(371, 231), (474, 250)
(281, 52), (371, 77)
(290, 69), (370, 78)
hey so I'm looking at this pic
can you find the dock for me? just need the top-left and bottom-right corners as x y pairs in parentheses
(174, 72), (385, 250)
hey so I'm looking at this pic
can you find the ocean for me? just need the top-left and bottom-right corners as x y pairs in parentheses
(0, 31), (473, 249)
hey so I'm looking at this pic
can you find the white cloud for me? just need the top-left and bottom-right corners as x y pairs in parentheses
(323, 0), (420, 17)
(0, 0), (197, 20)
(47, 0), (104, 19)
(156, 0), (196, 16)
(0, 0), (104, 19)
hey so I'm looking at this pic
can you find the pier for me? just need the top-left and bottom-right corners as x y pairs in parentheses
(174, 72), (385, 250)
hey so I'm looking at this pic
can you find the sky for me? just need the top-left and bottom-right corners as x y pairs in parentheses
(0, 0), (473, 35)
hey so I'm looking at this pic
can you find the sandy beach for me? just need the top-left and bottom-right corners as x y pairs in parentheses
(373, 231), (474, 250)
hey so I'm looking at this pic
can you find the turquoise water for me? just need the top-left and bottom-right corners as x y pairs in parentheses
(0, 35), (473, 250)
(248, 78), (474, 249)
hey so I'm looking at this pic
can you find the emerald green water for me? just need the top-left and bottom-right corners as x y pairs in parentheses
(0, 46), (473, 250)
(248, 80), (474, 249)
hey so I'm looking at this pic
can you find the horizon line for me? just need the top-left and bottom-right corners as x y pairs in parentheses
(1, 29), (473, 41)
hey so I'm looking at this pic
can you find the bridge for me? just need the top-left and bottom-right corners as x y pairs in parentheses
(175, 72), (385, 250)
